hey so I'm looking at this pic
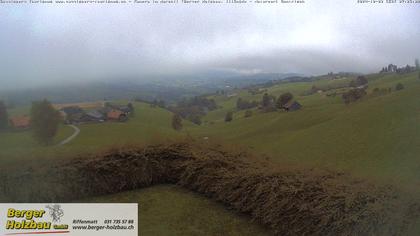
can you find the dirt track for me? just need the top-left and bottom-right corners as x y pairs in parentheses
(58, 125), (80, 146)
(1, 141), (419, 235)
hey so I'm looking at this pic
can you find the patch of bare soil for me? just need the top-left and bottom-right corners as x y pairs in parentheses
(1, 141), (418, 235)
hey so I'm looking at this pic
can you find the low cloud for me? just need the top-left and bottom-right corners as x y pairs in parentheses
(0, 2), (419, 89)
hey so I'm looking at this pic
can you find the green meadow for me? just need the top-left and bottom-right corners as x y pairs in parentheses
(86, 185), (271, 236)
(0, 103), (190, 166)
(191, 72), (420, 185)
(1, 71), (419, 235)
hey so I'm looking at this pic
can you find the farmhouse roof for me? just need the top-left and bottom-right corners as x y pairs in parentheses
(61, 106), (84, 115)
(107, 110), (124, 120)
(86, 110), (105, 119)
(10, 116), (30, 128)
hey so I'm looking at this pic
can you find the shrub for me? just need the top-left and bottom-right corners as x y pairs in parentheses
(276, 92), (293, 109)
(244, 110), (253, 118)
(342, 88), (366, 104)
(236, 98), (259, 110)
(371, 87), (391, 97)
(395, 83), (404, 91)
(189, 114), (202, 125)
(127, 103), (135, 117)
(261, 93), (277, 113)
(349, 76), (368, 88)
(171, 114), (183, 131)
(225, 111), (233, 122)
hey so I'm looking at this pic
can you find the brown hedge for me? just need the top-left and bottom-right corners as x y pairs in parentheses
(1, 141), (417, 235)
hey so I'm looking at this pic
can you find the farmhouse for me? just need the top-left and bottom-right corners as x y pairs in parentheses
(107, 109), (128, 122)
(59, 102), (131, 124)
(103, 103), (133, 115)
(84, 110), (105, 122)
(60, 106), (85, 124)
(283, 101), (302, 112)
(9, 116), (30, 129)
(116, 105), (132, 114)
(61, 106), (84, 117)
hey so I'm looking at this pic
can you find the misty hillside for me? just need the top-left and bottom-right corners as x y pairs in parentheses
(0, 73), (303, 106)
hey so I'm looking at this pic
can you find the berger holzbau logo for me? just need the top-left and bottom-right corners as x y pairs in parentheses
(4, 205), (69, 234)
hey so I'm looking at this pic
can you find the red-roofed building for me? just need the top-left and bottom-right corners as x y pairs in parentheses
(9, 116), (30, 129)
(107, 110), (127, 122)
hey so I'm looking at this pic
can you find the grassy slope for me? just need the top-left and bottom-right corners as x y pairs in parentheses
(67, 103), (195, 151)
(1, 72), (419, 235)
(0, 125), (73, 163)
(1, 102), (270, 235)
(87, 185), (271, 236)
(189, 72), (420, 184)
(0, 102), (192, 165)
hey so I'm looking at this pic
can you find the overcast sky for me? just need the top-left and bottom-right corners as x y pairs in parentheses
(0, 1), (419, 89)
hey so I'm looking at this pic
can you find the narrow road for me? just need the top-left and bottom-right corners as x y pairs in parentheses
(58, 125), (80, 146)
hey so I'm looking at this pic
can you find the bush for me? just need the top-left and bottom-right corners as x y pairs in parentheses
(171, 114), (183, 131)
(188, 114), (202, 125)
(261, 93), (276, 108)
(395, 83), (404, 91)
(225, 111), (233, 122)
(236, 98), (259, 110)
(371, 87), (391, 97)
(342, 88), (366, 104)
(244, 110), (253, 118)
(349, 76), (368, 88)
(127, 103), (135, 117)
(276, 92), (293, 109)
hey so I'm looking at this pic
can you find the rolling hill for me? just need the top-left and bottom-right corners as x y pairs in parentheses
(188, 71), (420, 186)
(1, 71), (419, 235)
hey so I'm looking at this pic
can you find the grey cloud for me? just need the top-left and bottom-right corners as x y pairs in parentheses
(0, 2), (419, 90)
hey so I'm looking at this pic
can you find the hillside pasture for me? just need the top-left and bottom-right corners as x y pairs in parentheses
(190, 72), (420, 185)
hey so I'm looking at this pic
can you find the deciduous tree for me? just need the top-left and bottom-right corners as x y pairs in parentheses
(276, 92), (293, 109)
(0, 101), (8, 130)
(395, 83), (404, 91)
(225, 111), (233, 122)
(127, 102), (135, 117)
(244, 110), (253, 118)
(342, 88), (366, 105)
(30, 99), (61, 145)
(171, 113), (183, 131)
